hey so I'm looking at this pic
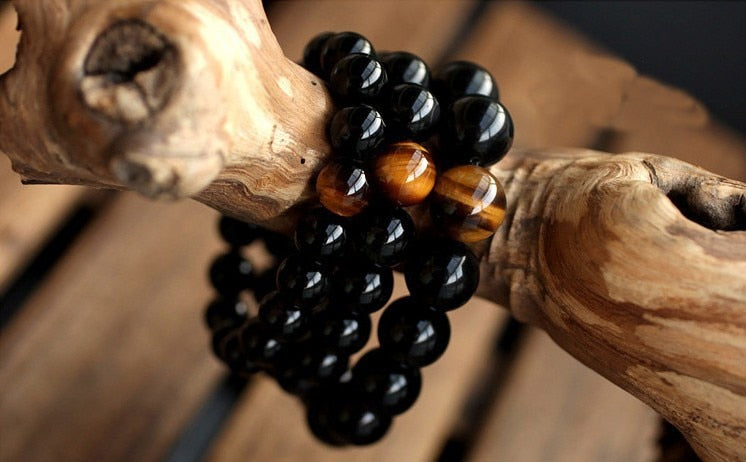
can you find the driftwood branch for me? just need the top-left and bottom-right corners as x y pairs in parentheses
(1, 1), (744, 459)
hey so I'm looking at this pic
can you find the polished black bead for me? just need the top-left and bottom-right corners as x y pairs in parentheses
(442, 96), (514, 167)
(218, 215), (262, 247)
(302, 31), (335, 77)
(379, 51), (430, 88)
(335, 263), (394, 314)
(353, 206), (415, 266)
(294, 208), (349, 261)
(405, 239), (480, 311)
(327, 396), (392, 445)
(276, 254), (330, 306)
(329, 105), (386, 162)
(313, 305), (372, 354)
(258, 291), (311, 341)
(211, 327), (260, 376)
(204, 297), (249, 331)
(306, 398), (349, 446)
(433, 60), (499, 103)
(274, 343), (350, 395)
(386, 83), (441, 141)
(378, 297), (451, 367)
(252, 266), (279, 304)
(262, 231), (295, 259)
(208, 251), (254, 295)
(352, 348), (421, 415)
(320, 31), (375, 78)
(329, 54), (388, 104)
(240, 320), (285, 370)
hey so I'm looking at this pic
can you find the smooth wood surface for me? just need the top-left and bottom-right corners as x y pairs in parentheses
(469, 329), (660, 462)
(0, 195), (226, 462)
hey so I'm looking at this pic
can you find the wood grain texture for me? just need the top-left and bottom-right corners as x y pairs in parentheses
(206, 280), (506, 462)
(468, 328), (660, 462)
(0, 195), (226, 462)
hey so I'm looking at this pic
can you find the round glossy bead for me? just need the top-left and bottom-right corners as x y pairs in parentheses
(378, 297), (451, 367)
(442, 96), (514, 167)
(302, 31), (335, 76)
(372, 141), (437, 206)
(218, 216), (261, 247)
(240, 320), (285, 370)
(430, 165), (507, 243)
(379, 51), (430, 87)
(327, 397), (392, 445)
(258, 291), (311, 341)
(329, 55), (388, 104)
(313, 305), (372, 354)
(294, 208), (349, 261)
(252, 266), (279, 304)
(306, 398), (348, 446)
(208, 251), (253, 295)
(433, 60), (499, 102)
(405, 239), (480, 310)
(320, 32), (375, 77)
(316, 162), (371, 217)
(352, 348), (421, 415)
(353, 206), (415, 266)
(329, 105), (386, 162)
(276, 254), (330, 306)
(262, 231), (295, 259)
(335, 264), (394, 314)
(275, 344), (349, 395)
(204, 297), (249, 331)
(386, 84), (440, 140)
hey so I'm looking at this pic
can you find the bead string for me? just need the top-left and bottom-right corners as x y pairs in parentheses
(203, 31), (513, 446)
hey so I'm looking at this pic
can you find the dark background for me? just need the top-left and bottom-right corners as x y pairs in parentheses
(535, 0), (746, 135)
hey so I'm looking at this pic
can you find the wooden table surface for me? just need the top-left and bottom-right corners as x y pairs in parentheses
(1, 1), (742, 461)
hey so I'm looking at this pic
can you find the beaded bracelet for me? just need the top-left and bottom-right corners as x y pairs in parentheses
(203, 31), (513, 446)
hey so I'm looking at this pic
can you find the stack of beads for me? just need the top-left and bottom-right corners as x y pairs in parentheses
(203, 31), (513, 446)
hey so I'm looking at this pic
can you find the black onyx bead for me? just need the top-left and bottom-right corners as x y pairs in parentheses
(294, 208), (349, 261)
(313, 305), (372, 355)
(329, 54), (388, 104)
(442, 96), (514, 167)
(204, 297), (249, 331)
(275, 344), (350, 396)
(352, 348), (422, 415)
(302, 31), (335, 77)
(307, 398), (348, 447)
(320, 31), (375, 78)
(258, 291), (311, 342)
(433, 60), (499, 103)
(262, 231), (295, 259)
(218, 216), (262, 247)
(405, 239), (480, 311)
(379, 51), (430, 88)
(211, 327), (260, 376)
(353, 206), (415, 267)
(378, 297), (451, 367)
(329, 105), (386, 162)
(209, 251), (254, 295)
(327, 396), (392, 446)
(240, 320), (285, 370)
(386, 83), (441, 141)
(252, 266), (279, 304)
(276, 254), (330, 306)
(335, 263), (393, 314)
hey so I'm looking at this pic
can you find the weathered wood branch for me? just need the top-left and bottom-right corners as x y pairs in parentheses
(1, 1), (744, 459)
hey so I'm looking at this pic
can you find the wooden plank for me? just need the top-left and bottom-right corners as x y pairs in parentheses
(0, 195), (227, 462)
(206, 287), (506, 462)
(468, 329), (661, 462)
(454, 2), (746, 180)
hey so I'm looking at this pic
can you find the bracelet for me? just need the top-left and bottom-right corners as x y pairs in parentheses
(203, 30), (513, 446)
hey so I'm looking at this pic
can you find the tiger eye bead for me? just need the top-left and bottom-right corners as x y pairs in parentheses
(316, 163), (371, 217)
(372, 142), (437, 206)
(430, 165), (507, 243)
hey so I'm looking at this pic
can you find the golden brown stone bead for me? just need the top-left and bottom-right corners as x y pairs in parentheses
(430, 165), (506, 243)
(372, 141), (437, 206)
(316, 162), (370, 217)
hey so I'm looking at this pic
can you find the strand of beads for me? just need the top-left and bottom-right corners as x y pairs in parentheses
(201, 30), (512, 446)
